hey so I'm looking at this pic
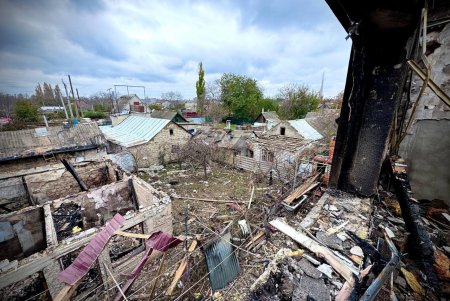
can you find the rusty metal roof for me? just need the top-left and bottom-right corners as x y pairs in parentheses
(0, 123), (106, 162)
(204, 232), (240, 291)
(57, 213), (125, 285)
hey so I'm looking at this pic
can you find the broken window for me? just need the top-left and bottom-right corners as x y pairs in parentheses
(169, 129), (174, 135)
(262, 149), (274, 162)
(280, 127), (286, 135)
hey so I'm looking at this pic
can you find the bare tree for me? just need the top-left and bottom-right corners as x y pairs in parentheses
(177, 140), (215, 179)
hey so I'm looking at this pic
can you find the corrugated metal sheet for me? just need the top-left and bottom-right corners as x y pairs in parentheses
(0, 123), (106, 161)
(57, 213), (125, 285)
(288, 119), (323, 140)
(101, 116), (170, 147)
(204, 232), (240, 291)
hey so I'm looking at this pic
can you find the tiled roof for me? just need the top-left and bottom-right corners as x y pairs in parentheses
(101, 116), (170, 147)
(0, 123), (106, 161)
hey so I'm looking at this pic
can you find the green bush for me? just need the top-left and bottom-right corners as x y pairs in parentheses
(83, 111), (107, 119)
(14, 100), (39, 121)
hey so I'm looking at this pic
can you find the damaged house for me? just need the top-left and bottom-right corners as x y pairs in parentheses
(101, 115), (191, 167)
(0, 174), (173, 301)
(268, 118), (324, 141)
(0, 123), (108, 211)
(113, 94), (145, 114)
(254, 111), (281, 130)
(0, 120), (175, 300)
(235, 134), (323, 181)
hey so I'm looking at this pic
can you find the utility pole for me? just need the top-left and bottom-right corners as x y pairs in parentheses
(68, 75), (79, 118)
(57, 89), (69, 119)
(76, 88), (82, 116)
(62, 80), (74, 118)
(107, 88), (114, 113)
(319, 71), (325, 101)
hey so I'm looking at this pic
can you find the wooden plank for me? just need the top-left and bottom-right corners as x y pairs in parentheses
(270, 219), (355, 284)
(283, 174), (319, 205)
(114, 230), (150, 239)
(43, 204), (58, 247)
(53, 282), (80, 301)
(244, 231), (265, 249)
(300, 193), (329, 229)
(61, 159), (88, 191)
(165, 240), (197, 296)
(174, 196), (247, 204)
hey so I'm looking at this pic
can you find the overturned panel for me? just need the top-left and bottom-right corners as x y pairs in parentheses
(204, 232), (240, 291)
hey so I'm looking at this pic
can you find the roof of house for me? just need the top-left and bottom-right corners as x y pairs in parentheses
(255, 111), (280, 123)
(100, 116), (171, 147)
(115, 94), (141, 112)
(288, 119), (323, 140)
(252, 135), (312, 153)
(262, 111), (280, 121)
(150, 110), (187, 122)
(0, 123), (106, 162)
(304, 109), (340, 138)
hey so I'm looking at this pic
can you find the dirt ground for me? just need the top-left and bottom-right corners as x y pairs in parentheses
(79, 162), (449, 301)
(113, 162), (326, 301)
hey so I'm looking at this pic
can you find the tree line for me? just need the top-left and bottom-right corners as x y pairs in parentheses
(195, 62), (326, 122)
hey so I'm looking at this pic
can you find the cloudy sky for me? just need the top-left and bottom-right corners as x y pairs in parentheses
(0, 0), (351, 99)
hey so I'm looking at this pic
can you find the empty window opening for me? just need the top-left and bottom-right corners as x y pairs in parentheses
(262, 149), (274, 162)
(280, 127), (286, 135)
(169, 129), (174, 135)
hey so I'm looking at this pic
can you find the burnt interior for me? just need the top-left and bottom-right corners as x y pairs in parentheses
(0, 272), (51, 301)
(52, 202), (84, 241)
(109, 223), (145, 265)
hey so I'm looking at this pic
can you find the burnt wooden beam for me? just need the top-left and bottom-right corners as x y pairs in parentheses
(60, 159), (88, 191)
(328, 2), (422, 196)
(386, 158), (440, 294)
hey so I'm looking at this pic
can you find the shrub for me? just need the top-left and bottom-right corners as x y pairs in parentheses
(14, 100), (39, 121)
(83, 111), (107, 119)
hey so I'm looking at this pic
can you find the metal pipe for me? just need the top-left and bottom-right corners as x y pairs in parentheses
(359, 234), (400, 301)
